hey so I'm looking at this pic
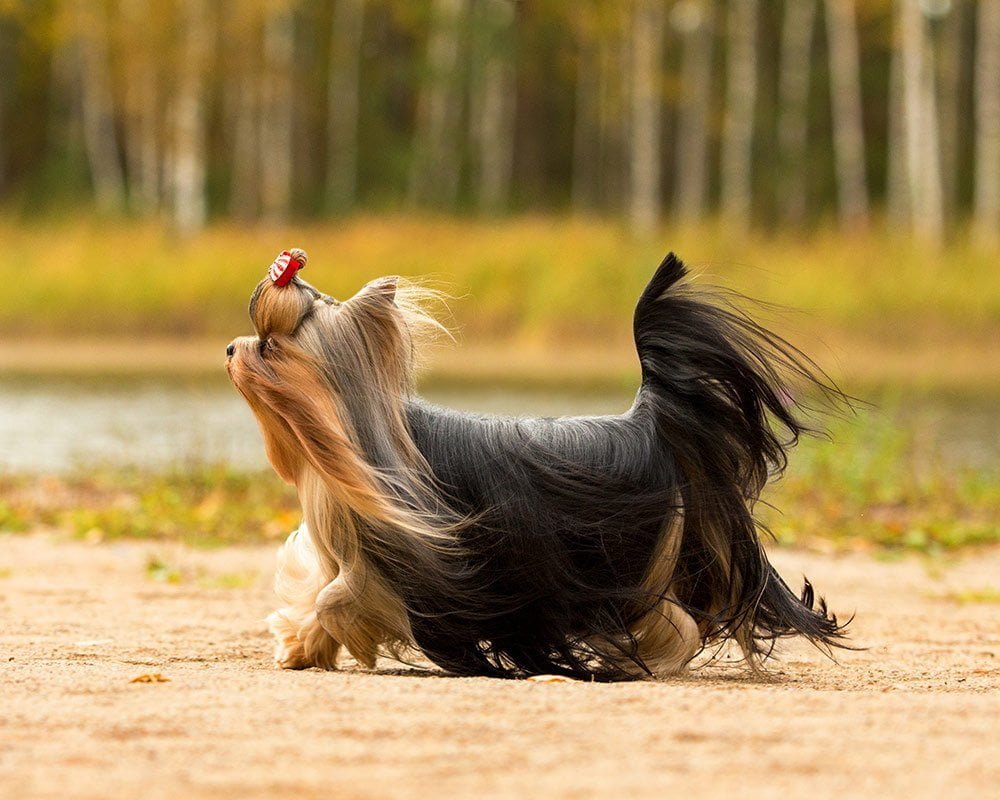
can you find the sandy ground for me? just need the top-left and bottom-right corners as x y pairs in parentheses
(1, 534), (997, 800)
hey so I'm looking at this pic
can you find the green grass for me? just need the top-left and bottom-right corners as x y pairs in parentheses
(0, 466), (300, 548)
(1, 215), (997, 341)
(0, 402), (995, 554)
(760, 409), (999, 554)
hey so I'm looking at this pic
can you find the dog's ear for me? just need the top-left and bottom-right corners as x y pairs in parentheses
(351, 276), (398, 308)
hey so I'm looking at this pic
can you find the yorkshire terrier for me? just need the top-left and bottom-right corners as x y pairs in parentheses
(226, 248), (847, 680)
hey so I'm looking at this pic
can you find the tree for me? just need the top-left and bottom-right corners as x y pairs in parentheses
(974, 0), (1000, 245)
(260, 4), (295, 222)
(628, 0), (666, 235)
(121, 0), (161, 213)
(171, 0), (209, 237)
(778, 0), (817, 226)
(900, 0), (944, 245)
(469, 0), (516, 215)
(886, 0), (909, 227)
(721, 0), (759, 230)
(409, 0), (468, 208)
(673, 1), (715, 224)
(74, 0), (125, 212)
(326, 0), (365, 214)
(824, 0), (869, 229)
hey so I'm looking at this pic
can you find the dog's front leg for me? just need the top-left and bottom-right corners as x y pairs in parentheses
(267, 526), (343, 670)
(267, 607), (342, 670)
(315, 575), (382, 669)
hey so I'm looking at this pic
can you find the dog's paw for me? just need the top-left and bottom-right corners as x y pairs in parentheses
(274, 638), (313, 670)
(268, 609), (313, 670)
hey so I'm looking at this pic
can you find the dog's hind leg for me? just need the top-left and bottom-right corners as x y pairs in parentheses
(633, 594), (701, 675)
(632, 508), (701, 675)
(267, 526), (342, 670)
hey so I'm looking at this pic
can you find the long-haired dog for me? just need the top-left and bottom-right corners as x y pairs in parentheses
(226, 248), (848, 680)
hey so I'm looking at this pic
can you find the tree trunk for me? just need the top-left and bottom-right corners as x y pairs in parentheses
(231, 71), (260, 221)
(74, 0), (125, 213)
(901, 0), (944, 245)
(886, 0), (910, 227)
(122, 0), (160, 214)
(469, 0), (516, 215)
(408, 0), (467, 208)
(326, 0), (365, 214)
(938, 1), (964, 224)
(260, 5), (295, 223)
(628, 0), (666, 235)
(0, 23), (10, 198)
(172, 0), (209, 237)
(721, 0), (759, 230)
(974, 0), (1000, 245)
(778, 0), (816, 226)
(572, 28), (600, 212)
(824, 0), (870, 229)
(673, 1), (715, 224)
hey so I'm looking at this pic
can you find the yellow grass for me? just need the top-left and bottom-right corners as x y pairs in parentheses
(0, 215), (997, 388)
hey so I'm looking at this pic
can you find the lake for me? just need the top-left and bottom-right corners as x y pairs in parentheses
(0, 374), (996, 474)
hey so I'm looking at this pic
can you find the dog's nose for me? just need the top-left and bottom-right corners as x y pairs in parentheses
(226, 342), (236, 358)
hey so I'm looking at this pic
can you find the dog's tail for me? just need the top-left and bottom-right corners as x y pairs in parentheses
(633, 253), (849, 664)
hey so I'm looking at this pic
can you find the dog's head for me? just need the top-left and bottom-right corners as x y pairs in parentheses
(226, 250), (441, 496)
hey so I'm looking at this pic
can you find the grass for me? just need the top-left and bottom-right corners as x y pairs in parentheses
(760, 408), (999, 554)
(0, 215), (995, 553)
(1, 215), (997, 343)
(0, 401), (995, 554)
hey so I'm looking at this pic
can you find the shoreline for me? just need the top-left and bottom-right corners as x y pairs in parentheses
(1, 333), (997, 393)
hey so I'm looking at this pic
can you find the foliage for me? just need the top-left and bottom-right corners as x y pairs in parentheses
(0, 216), (997, 342)
(0, 0), (992, 229)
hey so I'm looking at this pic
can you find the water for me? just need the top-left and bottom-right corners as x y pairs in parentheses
(0, 375), (635, 474)
(0, 374), (996, 474)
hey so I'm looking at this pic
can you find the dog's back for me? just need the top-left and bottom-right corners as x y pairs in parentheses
(398, 254), (847, 678)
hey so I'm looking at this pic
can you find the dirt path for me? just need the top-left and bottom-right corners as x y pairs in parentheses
(1, 534), (997, 800)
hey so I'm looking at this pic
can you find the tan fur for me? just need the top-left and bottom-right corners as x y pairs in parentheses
(630, 508), (701, 675)
(227, 278), (446, 670)
(231, 271), (702, 677)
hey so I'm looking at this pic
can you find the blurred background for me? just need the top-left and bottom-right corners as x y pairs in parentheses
(0, 0), (996, 554)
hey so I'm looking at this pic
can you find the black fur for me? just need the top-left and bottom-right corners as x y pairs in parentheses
(362, 253), (848, 679)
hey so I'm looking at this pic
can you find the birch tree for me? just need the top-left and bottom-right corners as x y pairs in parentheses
(974, 0), (1000, 245)
(469, 0), (516, 215)
(409, 0), (468, 208)
(628, 0), (666, 235)
(721, 0), (759, 230)
(74, 0), (125, 212)
(260, 4), (295, 222)
(778, 0), (817, 225)
(886, 0), (909, 226)
(672, 1), (715, 224)
(326, 0), (365, 214)
(171, 0), (209, 237)
(572, 16), (600, 211)
(938, 2), (964, 222)
(901, 0), (944, 245)
(824, 0), (869, 229)
(231, 69), (261, 220)
(121, 0), (161, 213)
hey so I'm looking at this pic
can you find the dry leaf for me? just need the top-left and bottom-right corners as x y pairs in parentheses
(526, 674), (575, 683)
(130, 673), (170, 684)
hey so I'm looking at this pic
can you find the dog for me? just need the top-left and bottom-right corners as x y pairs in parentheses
(226, 248), (848, 680)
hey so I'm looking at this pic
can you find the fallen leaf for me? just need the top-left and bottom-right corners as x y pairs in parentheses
(526, 674), (575, 683)
(130, 673), (170, 684)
